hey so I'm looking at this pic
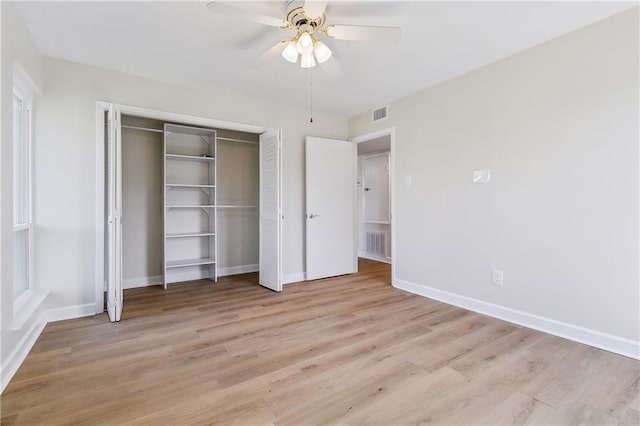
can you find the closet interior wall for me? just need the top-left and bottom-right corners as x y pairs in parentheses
(216, 131), (259, 277)
(120, 115), (259, 289)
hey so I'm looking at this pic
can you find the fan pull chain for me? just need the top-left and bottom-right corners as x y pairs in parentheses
(307, 68), (313, 123)
(304, 68), (314, 123)
(304, 68), (309, 121)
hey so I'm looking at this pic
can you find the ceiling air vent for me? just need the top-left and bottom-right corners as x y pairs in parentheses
(373, 106), (388, 122)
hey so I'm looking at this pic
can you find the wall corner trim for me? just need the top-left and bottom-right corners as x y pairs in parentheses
(393, 278), (640, 360)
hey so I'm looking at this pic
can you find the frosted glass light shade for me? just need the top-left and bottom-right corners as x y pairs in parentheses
(281, 41), (298, 63)
(296, 32), (314, 55)
(300, 53), (316, 68)
(314, 40), (332, 63)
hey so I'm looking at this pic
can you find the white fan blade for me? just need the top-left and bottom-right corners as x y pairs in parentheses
(326, 2), (401, 18)
(325, 25), (401, 42)
(206, 2), (287, 28)
(237, 27), (296, 50)
(303, 0), (327, 20)
(253, 40), (288, 67)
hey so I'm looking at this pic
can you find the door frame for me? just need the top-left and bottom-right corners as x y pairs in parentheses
(350, 127), (396, 283)
(94, 101), (278, 314)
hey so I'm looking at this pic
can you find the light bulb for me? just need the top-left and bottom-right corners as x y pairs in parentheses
(300, 53), (316, 68)
(313, 40), (332, 63)
(281, 41), (298, 63)
(296, 32), (314, 55)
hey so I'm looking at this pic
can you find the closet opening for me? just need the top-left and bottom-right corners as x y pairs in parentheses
(120, 114), (260, 290)
(96, 103), (283, 321)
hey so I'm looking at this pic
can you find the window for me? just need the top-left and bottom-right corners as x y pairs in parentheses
(13, 80), (33, 302)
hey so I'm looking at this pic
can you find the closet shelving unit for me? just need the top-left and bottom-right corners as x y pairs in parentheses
(163, 123), (217, 289)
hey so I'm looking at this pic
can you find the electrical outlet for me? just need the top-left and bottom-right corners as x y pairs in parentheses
(492, 269), (503, 286)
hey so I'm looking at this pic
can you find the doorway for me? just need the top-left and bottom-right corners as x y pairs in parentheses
(352, 128), (395, 279)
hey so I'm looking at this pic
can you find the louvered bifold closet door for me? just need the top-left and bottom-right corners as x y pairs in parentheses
(106, 105), (124, 322)
(258, 129), (282, 291)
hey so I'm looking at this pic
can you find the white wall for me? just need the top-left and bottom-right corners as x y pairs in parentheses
(33, 57), (347, 310)
(0, 1), (45, 387)
(349, 8), (639, 353)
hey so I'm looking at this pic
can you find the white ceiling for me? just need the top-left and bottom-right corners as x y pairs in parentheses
(15, 1), (636, 117)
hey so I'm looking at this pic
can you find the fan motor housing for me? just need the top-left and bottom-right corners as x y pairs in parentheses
(286, 6), (325, 30)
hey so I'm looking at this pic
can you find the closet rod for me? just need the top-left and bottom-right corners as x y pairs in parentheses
(217, 136), (258, 145)
(122, 125), (164, 133)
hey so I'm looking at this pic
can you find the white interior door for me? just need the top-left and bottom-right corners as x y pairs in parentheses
(362, 153), (390, 224)
(106, 105), (123, 321)
(259, 129), (282, 291)
(305, 137), (357, 280)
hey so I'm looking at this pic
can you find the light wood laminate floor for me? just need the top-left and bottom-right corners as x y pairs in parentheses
(1, 259), (638, 425)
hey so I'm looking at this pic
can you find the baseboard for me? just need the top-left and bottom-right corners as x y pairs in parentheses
(283, 272), (305, 285)
(1, 312), (47, 394)
(358, 252), (392, 264)
(45, 304), (96, 323)
(11, 290), (49, 331)
(162, 265), (261, 285)
(165, 269), (210, 284)
(393, 278), (640, 360)
(127, 267), (294, 285)
(1, 303), (96, 394)
(218, 264), (258, 277)
(123, 275), (162, 289)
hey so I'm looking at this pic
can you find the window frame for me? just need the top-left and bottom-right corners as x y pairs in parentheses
(13, 71), (34, 307)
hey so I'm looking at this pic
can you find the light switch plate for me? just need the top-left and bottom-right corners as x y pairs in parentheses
(404, 175), (413, 187)
(473, 170), (491, 183)
(492, 269), (503, 286)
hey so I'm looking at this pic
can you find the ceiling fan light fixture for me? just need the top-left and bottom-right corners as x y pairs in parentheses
(300, 52), (316, 68)
(281, 41), (299, 63)
(313, 40), (332, 63)
(296, 31), (314, 55)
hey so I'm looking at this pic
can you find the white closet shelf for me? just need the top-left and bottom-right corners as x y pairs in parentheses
(165, 124), (216, 137)
(166, 232), (215, 239)
(122, 124), (163, 133)
(217, 205), (258, 209)
(165, 154), (215, 162)
(166, 257), (216, 268)
(165, 184), (215, 188)
(166, 205), (216, 208)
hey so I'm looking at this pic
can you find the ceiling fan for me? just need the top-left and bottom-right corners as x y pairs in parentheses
(206, 0), (402, 69)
